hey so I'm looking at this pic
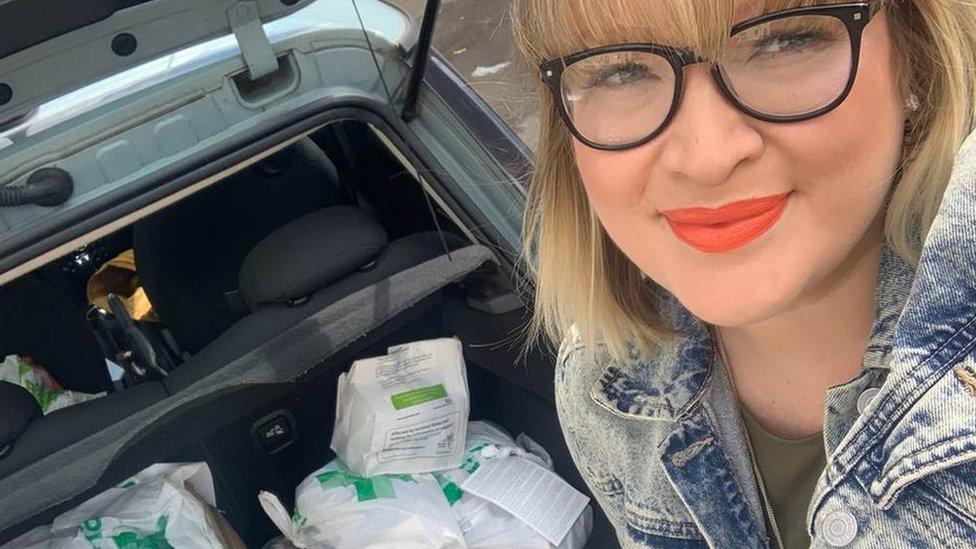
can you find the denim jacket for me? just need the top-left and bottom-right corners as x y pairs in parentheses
(556, 131), (976, 548)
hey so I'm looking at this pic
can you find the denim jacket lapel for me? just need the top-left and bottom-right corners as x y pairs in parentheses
(587, 288), (712, 423)
(660, 400), (770, 548)
(588, 291), (770, 547)
(846, 130), (976, 509)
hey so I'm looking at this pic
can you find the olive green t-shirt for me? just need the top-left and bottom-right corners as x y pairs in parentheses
(741, 408), (827, 549)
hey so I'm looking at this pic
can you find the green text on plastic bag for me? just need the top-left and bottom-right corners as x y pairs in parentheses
(431, 443), (491, 506)
(460, 443), (487, 474)
(390, 384), (447, 410)
(78, 516), (173, 548)
(433, 473), (464, 505)
(316, 470), (415, 502)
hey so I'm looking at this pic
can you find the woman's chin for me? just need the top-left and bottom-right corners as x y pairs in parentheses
(669, 280), (797, 329)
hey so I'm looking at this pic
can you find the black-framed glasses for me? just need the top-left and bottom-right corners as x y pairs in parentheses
(539, 2), (879, 151)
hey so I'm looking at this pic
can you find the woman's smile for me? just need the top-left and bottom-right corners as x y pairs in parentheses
(660, 191), (793, 253)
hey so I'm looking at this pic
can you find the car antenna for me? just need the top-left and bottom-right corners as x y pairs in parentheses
(401, 0), (440, 121)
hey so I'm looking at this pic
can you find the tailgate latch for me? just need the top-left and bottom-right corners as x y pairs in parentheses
(227, 1), (279, 81)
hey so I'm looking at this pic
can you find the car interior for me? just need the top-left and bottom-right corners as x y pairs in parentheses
(0, 119), (617, 547)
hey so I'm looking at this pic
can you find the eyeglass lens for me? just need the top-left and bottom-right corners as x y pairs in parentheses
(559, 14), (853, 147)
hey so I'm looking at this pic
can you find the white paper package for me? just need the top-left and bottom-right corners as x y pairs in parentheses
(2, 463), (230, 548)
(330, 337), (469, 476)
(258, 459), (466, 549)
(434, 422), (592, 549)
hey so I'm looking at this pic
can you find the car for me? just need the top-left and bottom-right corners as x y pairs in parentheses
(0, 0), (617, 546)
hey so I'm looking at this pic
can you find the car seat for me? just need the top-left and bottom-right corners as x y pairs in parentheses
(163, 204), (468, 393)
(132, 138), (350, 355)
(0, 274), (110, 394)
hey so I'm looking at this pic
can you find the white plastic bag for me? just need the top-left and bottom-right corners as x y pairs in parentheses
(259, 459), (466, 549)
(331, 337), (469, 476)
(1, 355), (103, 414)
(2, 463), (230, 548)
(262, 536), (300, 549)
(434, 422), (592, 549)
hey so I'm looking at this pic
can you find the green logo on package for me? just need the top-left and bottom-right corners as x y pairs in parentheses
(390, 383), (448, 410)
(292, 508), (308, 528)
(316, 470), (415, 502)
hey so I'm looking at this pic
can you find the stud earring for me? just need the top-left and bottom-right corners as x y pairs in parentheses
(905, 93), (921, 113)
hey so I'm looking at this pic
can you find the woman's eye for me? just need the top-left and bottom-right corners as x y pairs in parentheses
(748, 31), (831, 61)
(586, 63), (657, 89)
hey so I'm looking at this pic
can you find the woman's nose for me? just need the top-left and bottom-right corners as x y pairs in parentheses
(656, 65), (764, 187)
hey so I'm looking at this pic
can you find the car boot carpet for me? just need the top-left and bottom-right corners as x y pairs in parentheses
(0, 244), (494, 534)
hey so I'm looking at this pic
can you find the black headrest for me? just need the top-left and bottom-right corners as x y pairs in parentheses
(0, 275), (111, 394)
(0, 381), (41, 456)
(239, 206), (388, 309)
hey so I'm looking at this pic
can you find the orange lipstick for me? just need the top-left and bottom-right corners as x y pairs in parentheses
(661, 192), (791, 253)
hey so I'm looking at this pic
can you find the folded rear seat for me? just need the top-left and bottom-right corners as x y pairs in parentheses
(165, 204), (466, 392)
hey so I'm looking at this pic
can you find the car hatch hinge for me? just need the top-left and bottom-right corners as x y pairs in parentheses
(227, 1), (279, 81)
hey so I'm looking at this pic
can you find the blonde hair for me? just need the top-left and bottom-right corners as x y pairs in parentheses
(513, 0), (976, 361)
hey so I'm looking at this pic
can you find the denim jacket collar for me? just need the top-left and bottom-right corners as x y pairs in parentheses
(828, 130), (976, 512)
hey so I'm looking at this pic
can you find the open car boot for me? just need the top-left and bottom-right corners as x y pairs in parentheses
(0, 0), (617, 546)
(0, 116), (618, 546)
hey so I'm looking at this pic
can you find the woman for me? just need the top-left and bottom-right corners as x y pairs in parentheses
(513, 1), (976, 547)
